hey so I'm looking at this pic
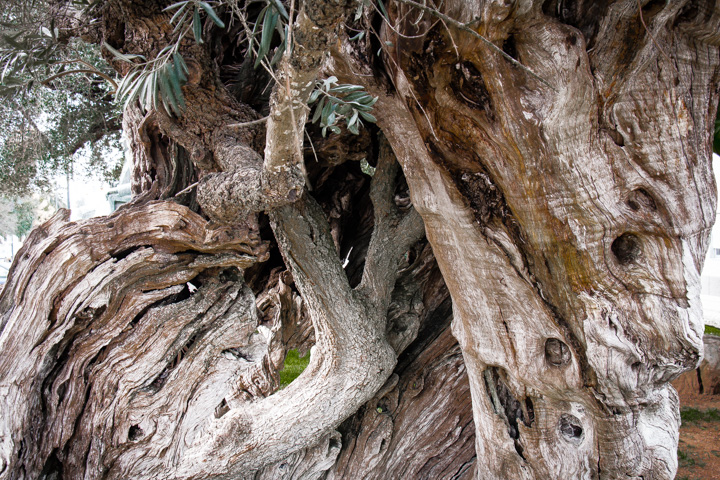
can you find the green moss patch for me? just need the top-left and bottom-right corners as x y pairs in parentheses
(279, 349), (311, 389)
(705, 325), (720, 337)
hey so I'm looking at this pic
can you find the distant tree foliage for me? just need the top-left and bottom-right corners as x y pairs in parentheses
(0, 196), (36, 239)
(0, 197), (16, 238)
(0, 3), (122, 197)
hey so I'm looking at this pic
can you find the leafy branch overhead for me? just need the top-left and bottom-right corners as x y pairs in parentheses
(108, 0), (379, 136)
(0, 21), (115, 98)
(109, 0), (226, 116)
(0, 23), (61, 97)
(0, 2), (123, 195)
(110, 0), (292, 117)
(110, 44), (190, 117)
(252, 0), (289, 68)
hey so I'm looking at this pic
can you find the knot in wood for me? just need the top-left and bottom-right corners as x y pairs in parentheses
(558, 414), (584, 444)
(545, 338), (571, 366)
(611, 233), (642, 265)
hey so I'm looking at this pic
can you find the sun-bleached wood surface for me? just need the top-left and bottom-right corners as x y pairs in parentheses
(1, 1), (719, 479)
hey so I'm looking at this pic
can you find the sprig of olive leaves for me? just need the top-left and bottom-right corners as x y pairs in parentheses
(110, 1), (225, 116)
(103, 1), (380, 135)
(309, 76), (378, 136)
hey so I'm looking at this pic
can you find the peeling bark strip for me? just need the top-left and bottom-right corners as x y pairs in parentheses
(1, 0), (719, 478)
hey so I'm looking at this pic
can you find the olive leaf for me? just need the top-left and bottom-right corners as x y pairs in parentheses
(308, 77), (378, 137)
(116, 53), (189, 116)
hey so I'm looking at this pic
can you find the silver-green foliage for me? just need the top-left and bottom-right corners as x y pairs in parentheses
(101, 0), (379, 137)
(0, 6), (122, 195)
(111, 45), (190, 117)
(110, 0), (378, 139)
(309, 76), (377, 136)
(111, 1), (225, 117)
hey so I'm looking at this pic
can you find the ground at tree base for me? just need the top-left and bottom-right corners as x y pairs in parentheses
(673, 333), (720, 480)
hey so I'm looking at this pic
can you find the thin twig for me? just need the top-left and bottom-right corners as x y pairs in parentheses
(636, 0), (675, 69)
(234, 6), (281, 85)
(173, 181), (199, 197)
(41, 68), (118, 91)
(437, 15), (460, 60)
(304, 129), (319, 163)
(394, 0), (556, 91)
(371, 2), (438, 40)
(368, 22), (439, 140)
(227, 115), (269, 128)
(286, 0), (296, 58)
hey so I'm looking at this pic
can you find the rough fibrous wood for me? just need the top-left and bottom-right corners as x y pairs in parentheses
(1, 0), (719, 478)
(0, 202), (267, 478)
(349, 0), (720, 478)
(327, 245), (476, 480)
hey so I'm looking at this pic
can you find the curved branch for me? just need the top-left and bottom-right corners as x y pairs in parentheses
(357, 136), (425, 314)
(41, 68), (118, 91)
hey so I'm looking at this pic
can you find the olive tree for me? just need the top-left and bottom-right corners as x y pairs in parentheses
(1, 1), (718, 478)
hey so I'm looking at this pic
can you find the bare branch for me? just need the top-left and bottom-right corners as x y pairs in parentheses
(357, 136), (425, 315)
(41, 68), (118, 92)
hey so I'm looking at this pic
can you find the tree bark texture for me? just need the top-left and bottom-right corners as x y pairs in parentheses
(1, 0), (719, 479)
(353, 1), (720, 478)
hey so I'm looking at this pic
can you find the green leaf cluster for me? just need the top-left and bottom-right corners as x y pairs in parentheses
(0, 33), (122, 196)
(249, 0), (289, 69)
(0, 19), (61, 97)
(0, 195), (43, 239)
(165, 1), (226, 44)
(309, 76), (377, 137)
(11, 198), (35, 238)
(0, 1), (123, 195)
(113, 47), (189, 117)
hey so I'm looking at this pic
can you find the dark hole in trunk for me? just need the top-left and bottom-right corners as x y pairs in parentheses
(611, 233), (641, 265)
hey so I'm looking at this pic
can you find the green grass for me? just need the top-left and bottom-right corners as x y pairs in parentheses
(680, 407), (720, 423)
(678, 448), (706, 469)
(678, 448), (693, 465)
(705, 325), (720, 336)
(279, 349), (311, 388)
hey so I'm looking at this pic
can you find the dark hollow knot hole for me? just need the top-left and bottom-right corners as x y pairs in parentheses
(215, 398), (230, 419)
(329, 436), (341, 450)
(611, 233), (641, 265)
(128, 424), (144, 442)
(559, 414), (584, 444)
(626, 188), (657, 212)
(545, 338), (571, 367)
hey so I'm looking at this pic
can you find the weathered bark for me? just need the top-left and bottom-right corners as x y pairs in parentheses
(326, 244), (476, 480)
(333, 0), (720, 478)
(1, 0), (719, 479)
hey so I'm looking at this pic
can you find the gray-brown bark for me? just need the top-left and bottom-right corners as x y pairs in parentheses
(1, 0), (719, 479)
(335, 0), (720, 478)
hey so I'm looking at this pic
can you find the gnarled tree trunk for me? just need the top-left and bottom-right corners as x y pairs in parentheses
(1, 1), (719, 479)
